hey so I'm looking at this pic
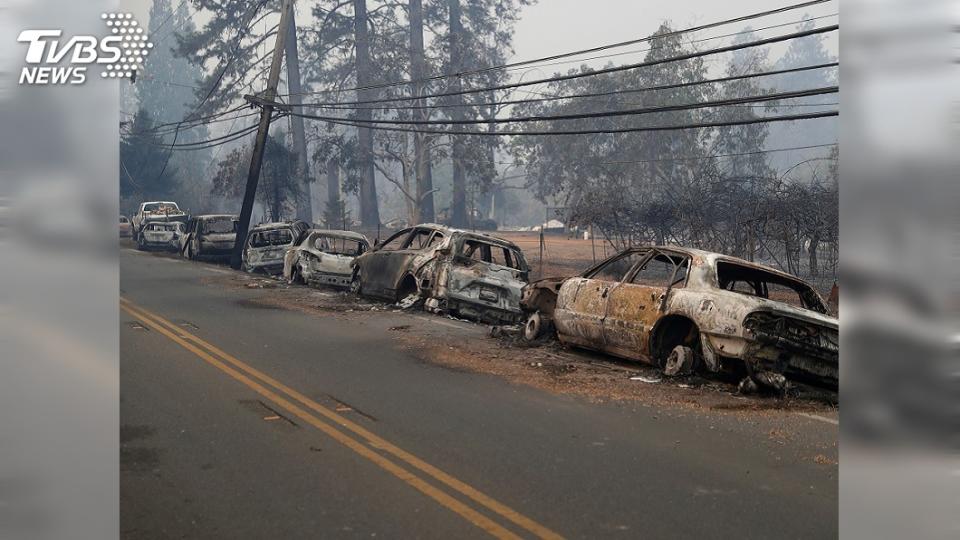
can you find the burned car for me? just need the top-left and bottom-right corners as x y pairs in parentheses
(283, 229), (370, 288)
(136, 220), (182, 251)
(522, 246), (838, 390)
(351, 224), (529, 324)
(131, 201), (187, 240)
(241, 220), (310, 274)
(180, 214), (238, 260)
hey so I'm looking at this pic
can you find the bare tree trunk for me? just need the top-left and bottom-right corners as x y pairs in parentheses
(326, 158), (341, 228)
(409, 0), (434, 223)
(353, 0), (380, 228)
(447, 0), (467, 228)
(808, 232), (820, 277)
(285, 10), (312, 223)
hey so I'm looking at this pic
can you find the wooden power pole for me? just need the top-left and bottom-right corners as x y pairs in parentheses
(230, 0), (295, 270)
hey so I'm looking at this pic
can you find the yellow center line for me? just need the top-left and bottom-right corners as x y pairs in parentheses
(120, 297), (563, 540)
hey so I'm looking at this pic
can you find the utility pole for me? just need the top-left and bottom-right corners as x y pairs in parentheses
(230, 0), (295, 270)
(285, 8), (313, 224)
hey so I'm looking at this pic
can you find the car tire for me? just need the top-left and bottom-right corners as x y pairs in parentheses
(350, 271), (362, 295)
(663, 345), (696, 376)
(523, 311), (553, 342)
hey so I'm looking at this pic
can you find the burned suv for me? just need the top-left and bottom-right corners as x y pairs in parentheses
(283, 229), (370, 288)
(522, 246), (838, 390)
(180, 214), (238, 260)
(351, 224), (529, 324)
(241, 220), (310, 274)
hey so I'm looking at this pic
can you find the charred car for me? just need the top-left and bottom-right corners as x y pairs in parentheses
(119, 215), (132, 238)
(521, 246), (838, 389)
(180, 214), (238, 260)
(241, 220), (310, 274)
(351, 224), (529, 324)
(131, 201), (187, 240)
(136, 220), (182, 251)
(283, 229), (370, 288)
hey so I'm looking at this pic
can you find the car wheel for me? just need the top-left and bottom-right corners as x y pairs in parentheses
(290, 265), (303, 285)
(523, 311), (553, 342)
(136, 235), (145, 251)
(350, 271), (362, 295)
(663, 345), (696, 376)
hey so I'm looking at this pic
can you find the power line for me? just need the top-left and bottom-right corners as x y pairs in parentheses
(149, 0), (269, 179)
(148, 0), (189, 37)
(282, 24), (839, 106)
(305, 110), (839, 137)
(280, 86), (838, 127)
(298, 62), (840, 111)
(599, 143), (838, 165)
(498, 12), (838, 75)
(279, 0), (835, 98)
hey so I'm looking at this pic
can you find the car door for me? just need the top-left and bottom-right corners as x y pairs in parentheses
(602, 250), (690, 358)
(362, 228), (412, 295)
(554, 249), (648, 348)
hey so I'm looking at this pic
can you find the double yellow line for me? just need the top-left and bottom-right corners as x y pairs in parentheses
(120, 297), (562, 540)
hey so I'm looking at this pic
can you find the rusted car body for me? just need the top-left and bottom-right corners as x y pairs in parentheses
(283, 229), (370, 288)
(522, 246), (838, 388)
(351, 224), (529, 324)
(241, 220), (310, 274)
(180, 214), (238, 260)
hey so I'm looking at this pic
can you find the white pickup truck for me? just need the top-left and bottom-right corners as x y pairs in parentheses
(131, 201), (188, 241)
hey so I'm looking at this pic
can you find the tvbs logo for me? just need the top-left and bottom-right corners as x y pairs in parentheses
(18, 12), (153, 85)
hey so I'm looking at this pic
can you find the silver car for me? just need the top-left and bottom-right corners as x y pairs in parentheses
(283, 230), (370, 288)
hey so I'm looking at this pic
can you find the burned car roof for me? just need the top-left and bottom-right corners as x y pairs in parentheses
(305, 229), (369, 242)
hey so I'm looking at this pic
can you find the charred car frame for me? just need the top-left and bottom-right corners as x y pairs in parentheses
(283, 229), (370, 289)
(522, 246), (839, 389)
(351, 224), (529, 324)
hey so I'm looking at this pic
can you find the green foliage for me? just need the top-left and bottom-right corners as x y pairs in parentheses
(120, 108), (180, 201)
(210, 134), (300, 221)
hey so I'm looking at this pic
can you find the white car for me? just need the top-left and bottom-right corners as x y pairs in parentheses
(241, 220), (310, 274)
(283, 230), (370, 288)
(131, 201), (187, 240)
(136, 221), (182, 251)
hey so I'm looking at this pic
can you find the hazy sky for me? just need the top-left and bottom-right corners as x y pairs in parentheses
(122, 0), (839, 77)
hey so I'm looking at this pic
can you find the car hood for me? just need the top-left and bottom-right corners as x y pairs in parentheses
(728, 293), (838, 329)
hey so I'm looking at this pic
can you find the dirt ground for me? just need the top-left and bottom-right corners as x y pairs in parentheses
(187, 258), (838, 418)
(497, 231), (609, 280)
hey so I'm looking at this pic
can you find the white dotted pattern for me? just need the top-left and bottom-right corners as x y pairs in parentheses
(101, 12), (151, 79)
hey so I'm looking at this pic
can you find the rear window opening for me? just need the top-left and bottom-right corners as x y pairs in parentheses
(459, 239), (525, 270)
(312, 235), (366, 256)
(716, 261), (826, 313)
(249, 229), (294, 248)
(202, 218), (237, 234)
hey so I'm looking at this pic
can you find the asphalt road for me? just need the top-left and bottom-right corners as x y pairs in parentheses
(120, 247), (838, 539)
